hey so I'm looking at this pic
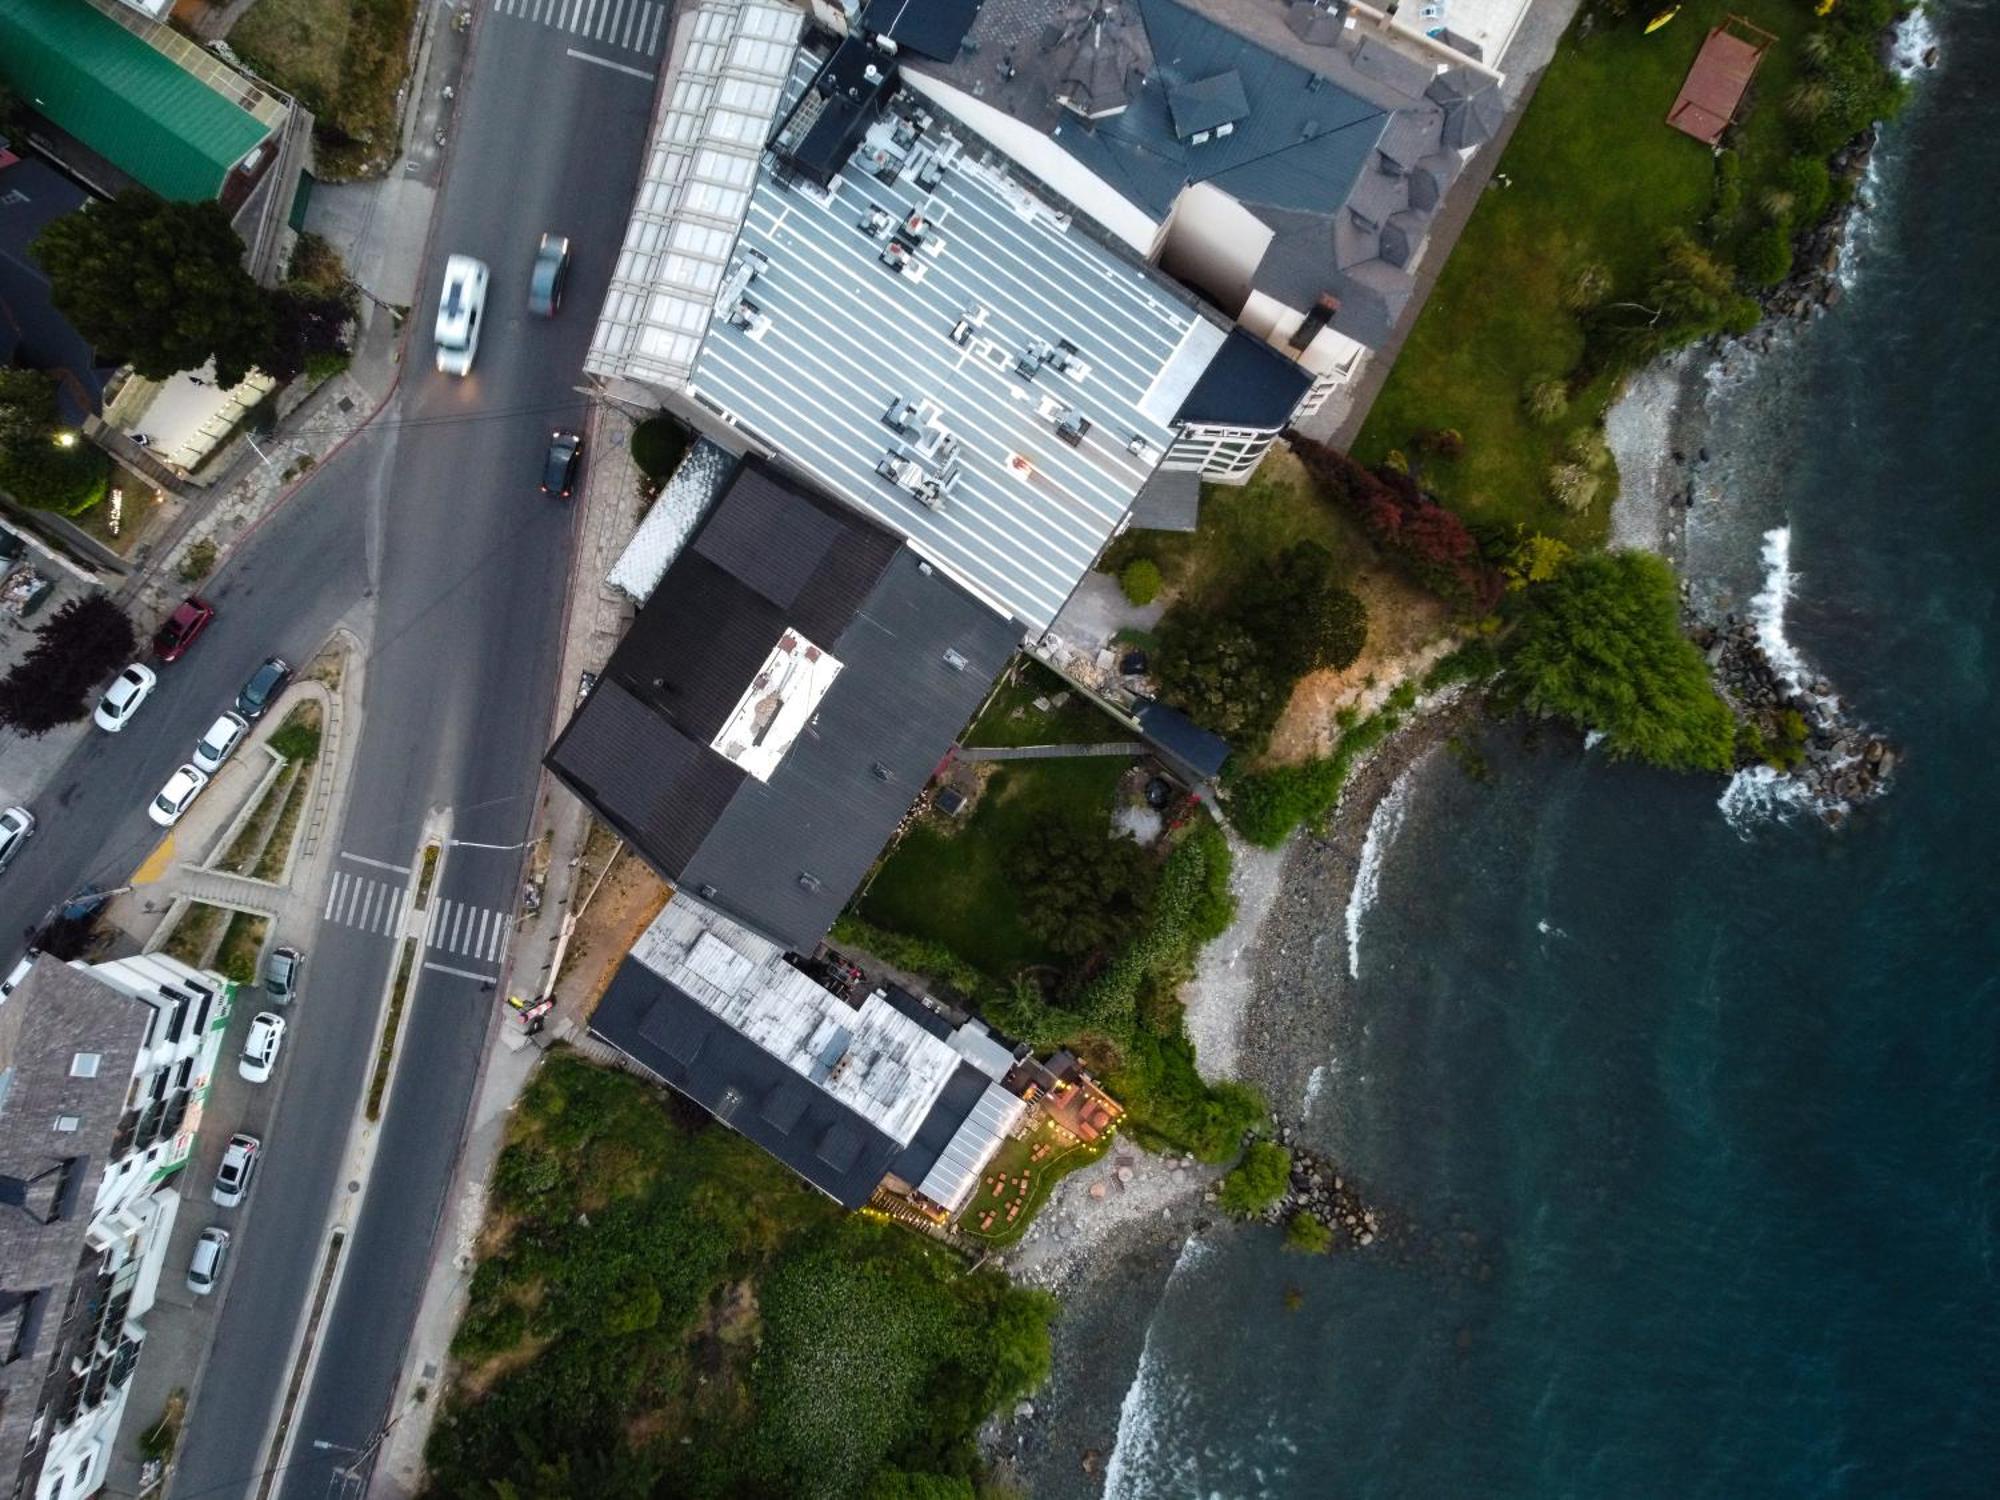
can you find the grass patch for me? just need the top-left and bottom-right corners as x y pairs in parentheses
(220, 760), (295, 875)
(160, 902), (226, 968)
(426, 1052), (1054, 1499)
(267, 700), (322, 763)
(858, 757), (1127, 976)
(365, 940), (414, 1122)
(178, 538), (218, 585)
(250, 770), (314, 882)
(231, 0), (420, 178)
(958, 1119), (1112, 1248)
(1100, 446), (1367, 613)
(137, 1390), (187, 1463)
(961, 659), (1123, 749)
(414, 843), (439, 909)
(214, 910), (269, 986)
(1353, 0), (1809, 535)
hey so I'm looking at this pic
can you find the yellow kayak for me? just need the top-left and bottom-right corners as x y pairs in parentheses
(1645, 6), (1681, 32)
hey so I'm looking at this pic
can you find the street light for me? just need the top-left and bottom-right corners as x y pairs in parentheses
(52, 431), (76, 448)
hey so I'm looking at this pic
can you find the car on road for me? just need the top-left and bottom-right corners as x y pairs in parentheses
(187, 1227), (231, 1295)
(148, 763), (210, 828)
(193, 711), (251, 774)
(154, 596), (216, 661)
(235, 656), (292, 719)
(213, 1134), (260, 1207)
(528, 233), (571, 317)
(0, 806), (33, 873)
(540, 430), (583, 498)
(264, 944), (303, 1004)
(435, 254), (490, 376)
(93, 663), (158, 732)
(0, 951), (35, 1000)
(239, 1011), (286, 1083)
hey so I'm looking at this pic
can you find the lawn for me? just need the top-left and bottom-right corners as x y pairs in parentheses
(958, 1117), (1112, 1248)
(1101, 446), (1370, 613)
(230, 0), (419, 177)
(1354, 0), (1807, 537)
(857, 757), (1129, 978)
(161, 902), (225, 968)
(213, 910), (268, 986)
(961, 658), (1124, 749)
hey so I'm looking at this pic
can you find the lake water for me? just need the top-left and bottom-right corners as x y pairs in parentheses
(1098, 7), (1999, 1496)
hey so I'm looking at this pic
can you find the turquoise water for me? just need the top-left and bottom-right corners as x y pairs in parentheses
(1098, 9), (1998, 1496)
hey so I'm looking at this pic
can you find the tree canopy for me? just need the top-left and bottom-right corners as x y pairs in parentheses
(0, 595), (138, 735)
(0, 370), (110, 515)
(1218, 1140), (1292, 1218)
(1007, 820), (1158, 960)
(1501, 550), (1736, 773)
(33, 191), (275, 386)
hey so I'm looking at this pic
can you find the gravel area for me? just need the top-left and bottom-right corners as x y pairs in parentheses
(1179, 831), (1290, 1082)
(997, 1143), (1222, 1296)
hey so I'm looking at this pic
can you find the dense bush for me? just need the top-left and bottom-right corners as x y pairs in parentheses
(1590, 231), (1760, 364)
(0, 370), (110, 515)
(1742, 223), (1796, 287)
(1119, 557), (1162, 605)
(1007, 821), (1157, 960)
(828, 916), (990, 1003)
(1780, 156), (1833, 225)
(631, 416), (691, 481)
(1218, 1141), (1292, 1217)
(1497, 550), (1736, 773)
(1292, 439), (1502, 611)
(1285, 1211), (1333, 1255)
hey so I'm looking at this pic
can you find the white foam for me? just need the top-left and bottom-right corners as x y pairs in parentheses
(1583, 729), (1607, 752)
(1302, 1064), (1328, 1120)
(1102, 1237), (1213, 1500)
(1345, 765), (1415, 980)
(1718, 763), (1818, 835)
(1537, 919), (1568, 940)
(1747, 525), (1836, 704)
(1838, 7), (1944, 289)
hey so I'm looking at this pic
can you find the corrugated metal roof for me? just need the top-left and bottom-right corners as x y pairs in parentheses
(0, 0), (277, 201)
(914, 1080), (1027, 1213)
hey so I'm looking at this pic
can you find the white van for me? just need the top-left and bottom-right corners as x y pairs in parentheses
(434, 255), (490, 376)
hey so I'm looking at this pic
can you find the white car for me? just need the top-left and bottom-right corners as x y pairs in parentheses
(193, 711), (251, 774)
(93, 663), (158, 732)
(0, 805), (33, 873)
(148, 763), (210, 828)
(213, 1134), (260, 1207)
(187, 1227), (230, 1295)
(434, 254), (489, 376)
(238, 1011), (286, 1083)
(1, 951), (36, 1001)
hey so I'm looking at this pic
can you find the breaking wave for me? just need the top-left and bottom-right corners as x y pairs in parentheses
(1747, 525), (1834, 702)
(1101, 1238), (1212, 1500)
(1345, 765), (1415, 979)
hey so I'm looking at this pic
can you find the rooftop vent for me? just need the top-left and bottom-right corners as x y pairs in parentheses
(53, 1117), (80, 1134)
(70, 1055), (100, 1079)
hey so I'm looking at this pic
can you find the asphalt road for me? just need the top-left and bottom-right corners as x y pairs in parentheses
(0, 16), (660, 1500)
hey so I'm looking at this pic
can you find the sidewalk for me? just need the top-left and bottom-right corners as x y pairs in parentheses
(370, 403), (654, 1497)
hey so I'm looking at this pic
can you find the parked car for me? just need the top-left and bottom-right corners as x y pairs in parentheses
(540, 430), (583, 498)
(212, 1134), (260, 1207)
(235, 656), (292, 719)
(434, 254), (490, 375)
(239, 1011), (287, 1083)
(187, 1227), (231, 1295)
(192, 711), (251, 774)
(264, 944), (304, 1004)
(0, 805), (33, 873)
(153, 596), (216, 661)
(0, 951), (36, 1000)
(93, 663), (158, 732)
(148, 763), (210, 828)
(528, 233), (571, 317)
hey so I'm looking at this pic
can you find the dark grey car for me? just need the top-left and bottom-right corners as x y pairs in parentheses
(528, 233), (570, 317)
(235, 656), (292, 719)
(265, 944), (303, 1003)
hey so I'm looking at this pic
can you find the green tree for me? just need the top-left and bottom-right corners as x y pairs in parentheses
(1007, 821), (1157, 960)
(1284, 1211), (1333, 1255)
(0, 595), (138, 735)
(33, 190), (275, 385)
(1219, 1140), (1291, 1217)
(1153, 611), (1287, 744)
(1499, 551), (1736, 773)
(1504, 532), (1572, 590)
(1244, 541), (1368, 676)
(0, 370), (110, 515)
(865, 1473), (977, 1500)
(1118, 557), (1162, 605)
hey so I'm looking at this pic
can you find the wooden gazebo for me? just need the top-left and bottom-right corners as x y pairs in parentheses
(1666, 16), (1779, 146)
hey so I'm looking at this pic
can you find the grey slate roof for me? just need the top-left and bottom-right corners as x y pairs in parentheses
(547, 460), (1017, 952)
(0, 960), (150, 1500)
(590, 957), (993, 1208)
(1173, 328), (1313, 428)
(1165, 69), (1249, 138)
(1131, 464), (1202, 531)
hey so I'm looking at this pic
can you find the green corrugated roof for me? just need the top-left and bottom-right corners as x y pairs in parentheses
(0, 0), (274, 201)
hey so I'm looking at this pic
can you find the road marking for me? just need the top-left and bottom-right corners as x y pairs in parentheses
(424, 900), (442, 945)
(488, 916), (508, 962)
(339, 876), (363, 926)
(566, 47), (653, 80)
(423, 960), (496, 983)
(324, 871), (346, 921)
(452, 903), (471, 950)
(642, 1), (663, 54)
(340, 851), (410, 874)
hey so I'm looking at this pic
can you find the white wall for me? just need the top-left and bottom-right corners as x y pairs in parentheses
(898, 73), (1162, 255)
(1157, 183), (1273, 317)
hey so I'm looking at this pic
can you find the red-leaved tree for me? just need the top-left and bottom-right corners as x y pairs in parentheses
(1292, 438), (1500, 612)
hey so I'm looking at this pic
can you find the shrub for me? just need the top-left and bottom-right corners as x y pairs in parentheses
(1547, 462), (1600, 515)
(267, 721), (321, 763)
(1218, 1141), (1291, 1218)
(1118, 558), (1162, 605)
(630, 416), (690, 480)
(179, 539), (219, 584)
(1285, 1212), (1333, 1255)
(1414, 428), (1466, 460)
(1560, 263), (1611, 314)
(0, 370), (111, 515)
(1503, 532), (1573, 590)
(1565, 429), (1611, 473)
(1742, 224), (1795, 287)
(1006, 822), (1157, 960)
(1523, 375), (1569, 424)
(1292, 440), (1501, 612)
(1780, 156), (1833, 225)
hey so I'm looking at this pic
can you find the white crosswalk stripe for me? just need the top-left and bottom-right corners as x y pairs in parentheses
(489, 0), (665, 56)
(418, 894), (510, 975)
(320, 871), (410, 938)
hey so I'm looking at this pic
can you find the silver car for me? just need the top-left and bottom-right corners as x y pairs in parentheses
(187, 1227), (231, 1295)
(0, 805), (33, 873)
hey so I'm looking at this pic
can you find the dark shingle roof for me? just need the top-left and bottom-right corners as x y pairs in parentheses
(548, 462), (1016, 952)
(867, 0), (985, 63)
(1166, 69), (1249, 138)
(1172, 328), (1313, 429)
